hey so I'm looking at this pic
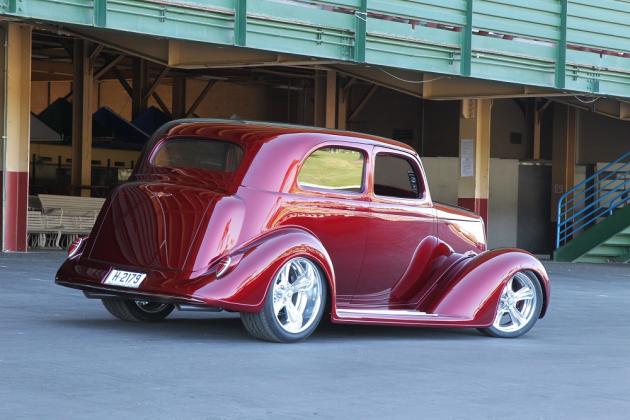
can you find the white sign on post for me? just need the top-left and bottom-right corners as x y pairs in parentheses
(460, 138), (474, 177)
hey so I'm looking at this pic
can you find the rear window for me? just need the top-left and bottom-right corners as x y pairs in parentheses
(152, 138), (243, 172)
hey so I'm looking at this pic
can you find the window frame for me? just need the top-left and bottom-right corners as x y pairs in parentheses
(296, 144), (368, 197)
(371, 150), (428, 203)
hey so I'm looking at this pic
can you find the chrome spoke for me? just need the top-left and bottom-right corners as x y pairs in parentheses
(306, 262), (316, 281)
(291, 275), (314, 293)
(293, 260), (306, 276)
(285, 300), (303, 331)
(273, 293), (285, 315)
(295, 293), (308, 314)
(506, 276), (515, 292)
(279, 264), (291, 286)
(494, 307), (508, 326)
(508, 306), (526, 327)
(512, 286), (534, 302)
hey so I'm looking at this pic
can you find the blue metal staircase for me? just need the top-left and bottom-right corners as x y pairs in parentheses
(555, 150), (630, 263)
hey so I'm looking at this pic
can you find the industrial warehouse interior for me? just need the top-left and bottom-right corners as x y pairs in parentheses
(1, 1), (629, 418)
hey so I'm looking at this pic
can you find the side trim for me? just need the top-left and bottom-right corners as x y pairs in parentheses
(337, 308), (438, 318)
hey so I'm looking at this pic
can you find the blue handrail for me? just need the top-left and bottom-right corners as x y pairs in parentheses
(556, 149), (630, 248)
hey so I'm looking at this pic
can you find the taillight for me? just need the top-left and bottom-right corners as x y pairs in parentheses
(68, 237), (87, 259)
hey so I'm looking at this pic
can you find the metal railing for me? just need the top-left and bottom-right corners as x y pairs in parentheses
(556, 149), (630, 248)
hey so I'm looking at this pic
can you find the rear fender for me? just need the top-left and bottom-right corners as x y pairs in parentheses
(424, 249), (550, 326)
(194, 227), (335, 312)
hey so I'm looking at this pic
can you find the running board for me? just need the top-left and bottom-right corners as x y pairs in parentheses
(334, 308), (473, 326)
(337, 308), (439, 318)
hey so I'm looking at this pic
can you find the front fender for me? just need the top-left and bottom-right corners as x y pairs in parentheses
(193, 227), (335, 312)
(424, 249), (550, 326)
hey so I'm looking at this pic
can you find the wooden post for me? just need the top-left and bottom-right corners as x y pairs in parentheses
(457, 98), (492, 226)
(337, 81), (349, 130)
(551, 104), (577, 221)
(1, 23), (32, 251)
(71, 39), (94, 197)
(533, 107), (542, 160)
(172, 76), (187, 119)
(131, 57), (148, 120)
(313, 71), (326, 127)
(325, 70), (337, 129)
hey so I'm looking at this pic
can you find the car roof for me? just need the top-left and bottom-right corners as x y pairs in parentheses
(149, 118), (416, 154)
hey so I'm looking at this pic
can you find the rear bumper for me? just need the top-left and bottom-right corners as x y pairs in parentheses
(55, 255), (262, 312)
(55, 279), (210, 307)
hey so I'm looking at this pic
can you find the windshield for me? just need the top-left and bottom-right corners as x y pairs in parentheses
(152, 137), (244, 172)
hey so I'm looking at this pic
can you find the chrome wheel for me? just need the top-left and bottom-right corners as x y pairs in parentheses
(492, 272), (538, 333)
(134, 300), (170, 314)
(271, 257), (323, 334)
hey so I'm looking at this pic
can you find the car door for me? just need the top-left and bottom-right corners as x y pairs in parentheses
(282, 143), (372, 304)
(352, 147), (436, 305)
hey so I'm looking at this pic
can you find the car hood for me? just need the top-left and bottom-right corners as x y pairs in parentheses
(87, 182), (223, 272)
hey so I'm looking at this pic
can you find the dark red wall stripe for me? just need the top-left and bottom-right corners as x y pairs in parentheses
(3, 171), (29, 251)
(457, 197), (488, 227)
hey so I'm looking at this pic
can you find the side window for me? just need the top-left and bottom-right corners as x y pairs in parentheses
(374, 153), (423, 199)
(298, 147), (365, 193)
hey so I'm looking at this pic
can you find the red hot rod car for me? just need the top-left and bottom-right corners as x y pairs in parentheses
(56, 120), (550, 342)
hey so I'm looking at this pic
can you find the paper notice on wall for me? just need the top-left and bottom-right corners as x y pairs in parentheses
(460, 139), (474, 177)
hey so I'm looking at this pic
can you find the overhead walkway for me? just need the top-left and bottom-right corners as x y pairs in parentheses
(555, 150), (630, 263)
(1, 0), (630, 98)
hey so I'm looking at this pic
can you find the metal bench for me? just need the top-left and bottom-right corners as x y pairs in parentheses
(35, 194), (106, 248)
(27, 210), (61, 248)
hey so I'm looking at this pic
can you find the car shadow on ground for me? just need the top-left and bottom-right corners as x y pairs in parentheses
(51, 313), (483, 343)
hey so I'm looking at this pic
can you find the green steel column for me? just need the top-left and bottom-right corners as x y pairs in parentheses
(555, 0), (567, 89)
(7, 0), (17, 13)
(354, 0), (367, 63)
(460, 0), (473, 76)
(235, 0), (247, 47)
(94, 0), (107, 28)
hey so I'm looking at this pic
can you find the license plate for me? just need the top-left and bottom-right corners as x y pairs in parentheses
(103, 269), (146, 289)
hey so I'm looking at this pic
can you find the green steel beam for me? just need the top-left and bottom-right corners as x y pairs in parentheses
(555, 0), (567, 89)
(94, 0), (107, 28)
(235, 0), (247, 47)
(460, 0), (473, 77)
(354, 0), (367, 63)
(2, 0), (630, 98)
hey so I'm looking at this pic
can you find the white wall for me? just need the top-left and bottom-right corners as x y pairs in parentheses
(422, 157), (519, 248)
(421, 157), (458, 204)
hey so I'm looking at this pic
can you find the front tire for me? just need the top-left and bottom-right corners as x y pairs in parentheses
(241, 257), (327, 343)
(101, 299), (174, 322)
(478, 271), (543, 338)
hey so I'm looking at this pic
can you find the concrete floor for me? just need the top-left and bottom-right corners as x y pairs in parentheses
(1, 252), (629, 419)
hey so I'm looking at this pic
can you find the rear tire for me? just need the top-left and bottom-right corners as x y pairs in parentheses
(241, 257), (327, 343)
(101, 299), (174, 322)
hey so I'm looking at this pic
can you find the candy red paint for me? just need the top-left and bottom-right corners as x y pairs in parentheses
(56, 120), (550, 329)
